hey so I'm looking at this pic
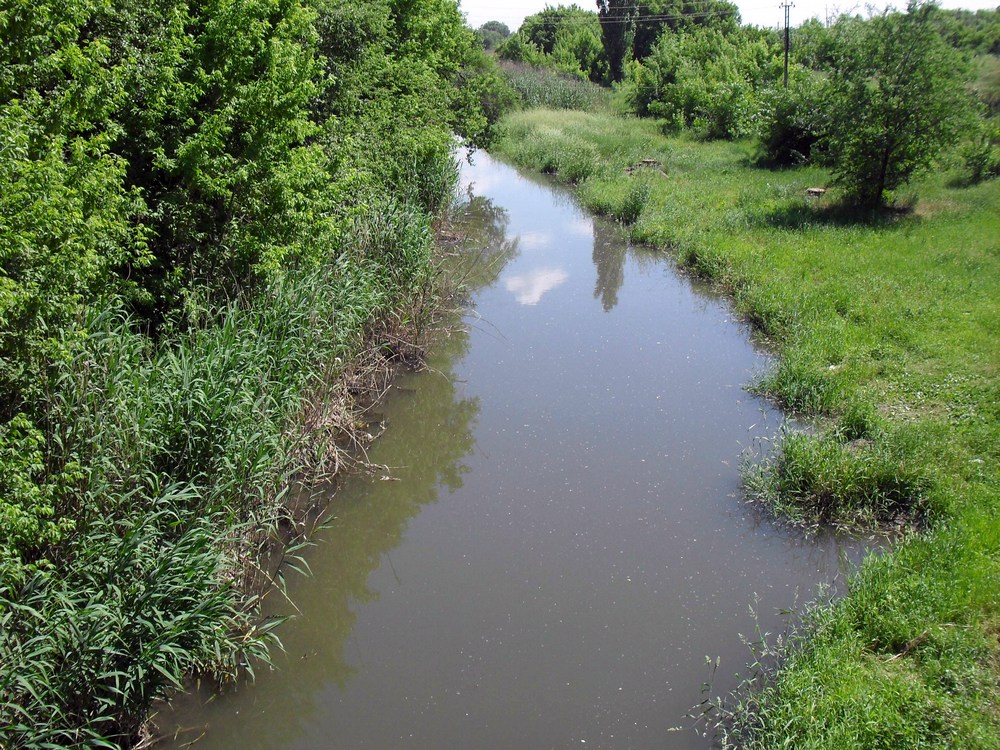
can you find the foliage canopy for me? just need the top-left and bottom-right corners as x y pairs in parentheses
(820, 3), (976, 206)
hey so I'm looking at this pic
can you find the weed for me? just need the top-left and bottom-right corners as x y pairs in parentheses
(500, 62), (611, 112)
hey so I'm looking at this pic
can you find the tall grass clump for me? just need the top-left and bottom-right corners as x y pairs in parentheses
(0, 201), (437, 748)
(579, 176), (653, 225)
(743, 430), (932, 529)
(0, 507), (278, 749)
(754, 347), (844, 415)
(497, 118), (604, 185)
(500, 61), (611, 111)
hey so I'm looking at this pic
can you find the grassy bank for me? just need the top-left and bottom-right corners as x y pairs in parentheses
(494, 109), (999, 747)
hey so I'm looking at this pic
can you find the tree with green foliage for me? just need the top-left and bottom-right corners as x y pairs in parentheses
(821, 3), (976, 206)
(596, 0), (638, 81)
(477, 20), (511, 50)
(632, 0), (741, 60)
(552, 21), (609, 83)
(625, 24), (780, 138)
(790, 17), (838, 70)
(931, 7), (1000, 54)
(754, 65), (826, 165)
(598, 0), (742, 81)
(520, 5), (596, 55)
(499, 6), (608, 83)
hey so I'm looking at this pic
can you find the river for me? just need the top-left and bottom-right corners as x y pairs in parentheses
(156, 151), (864, 749)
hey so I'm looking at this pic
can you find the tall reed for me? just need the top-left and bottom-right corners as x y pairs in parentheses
(0, 195), (439, 748)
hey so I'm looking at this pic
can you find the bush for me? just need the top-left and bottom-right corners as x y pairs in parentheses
(960, 118), (1000, 182)
(754, 71), (826, 166)
(624, 26), (781, 140)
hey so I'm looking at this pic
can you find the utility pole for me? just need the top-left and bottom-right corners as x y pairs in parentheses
(781, 2), (794, 89)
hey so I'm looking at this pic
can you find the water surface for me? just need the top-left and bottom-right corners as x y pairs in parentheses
(159, 152), (863, 749)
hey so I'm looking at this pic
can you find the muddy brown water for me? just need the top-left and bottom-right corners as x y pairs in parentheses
(157, 152), (868, 749)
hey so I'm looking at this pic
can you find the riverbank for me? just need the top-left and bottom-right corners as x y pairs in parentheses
(0, 207), (447, 748)
(493, 109), (1000, 747)
(0, 2), (515, 745)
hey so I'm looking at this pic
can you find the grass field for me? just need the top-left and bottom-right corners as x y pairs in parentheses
(494, 109), (1000, 748)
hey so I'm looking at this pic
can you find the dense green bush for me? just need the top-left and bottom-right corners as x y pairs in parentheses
(0, 0), (512, 744)
(624, 26), (781, 139)
(754, 69), (826, 166)
(960, 116), (1000, 182)
(819, 5), (976, 206)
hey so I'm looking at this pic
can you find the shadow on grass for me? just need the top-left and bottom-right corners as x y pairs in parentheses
(760, 200), (917, 230)
(944, 172), (998, 189)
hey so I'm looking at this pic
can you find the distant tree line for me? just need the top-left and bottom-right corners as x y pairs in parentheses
(479, 1), (1000, 206)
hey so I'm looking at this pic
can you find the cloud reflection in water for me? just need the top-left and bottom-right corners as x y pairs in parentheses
(517, 231), (554, 251)
(504, 268), (569, 306)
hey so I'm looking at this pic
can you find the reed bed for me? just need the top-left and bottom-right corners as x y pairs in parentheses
(0, 198), (441, 749)
(500, 61), (612, 112)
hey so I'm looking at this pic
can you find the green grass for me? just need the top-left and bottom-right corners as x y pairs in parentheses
(500, 61), (612, 113)
(494, 109), (1000, 747)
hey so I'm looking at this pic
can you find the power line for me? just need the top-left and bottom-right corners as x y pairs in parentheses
(781, 1), (793, 87)
(501, 3), (801, 28)
(516, 9), (746, 26)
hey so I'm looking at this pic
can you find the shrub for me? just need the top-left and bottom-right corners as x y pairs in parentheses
(623, 26), (781, 140)
(960, 117), (1000, 183)
(754, 71), (826, 166)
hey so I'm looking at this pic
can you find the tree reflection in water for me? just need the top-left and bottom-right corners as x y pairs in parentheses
(155, 186), (523, 748)
(591, 217), (627, 312)
(444, 192), (520, 292)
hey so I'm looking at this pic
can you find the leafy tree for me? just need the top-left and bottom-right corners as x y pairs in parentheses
(552, 22), (609, 83)
(597, 0), (742, 81)
(499, 7), (608, 83)
(477, 20), (511, 50)
(930, 7), (1000, 54)
(521, 5), (596, 55)
(821, 3), (976, 206)
(791, 17), (838, 70)
(625, 25), (780, 138)
(597, 0), (638, 82)
(632, 0), (740, 60)
(0, 0), (150, 414)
